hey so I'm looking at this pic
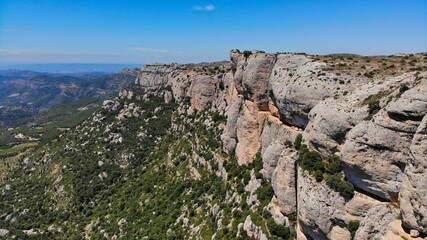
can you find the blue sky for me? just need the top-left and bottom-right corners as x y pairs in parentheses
(0, 0), (426, 64)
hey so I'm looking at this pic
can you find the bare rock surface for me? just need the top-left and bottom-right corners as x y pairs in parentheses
(400, 114), (427, 234)
(271, 149), (299, 215)
(0, 229), (9, 238)
(243, 215), (268, 240)
(297, 166), (348, 240)
(341, 76), (427, 201)
(261, 115), (301, 178)
(235, 100), (267, 165)
(269, 54), (342, 128)
(221, 95), (243, 154)
(354, 204), (399, 240)
(189, 75), (217, 110)
(231, 50), (275, 110)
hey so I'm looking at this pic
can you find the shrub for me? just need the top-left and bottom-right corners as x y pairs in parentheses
(326, 155), (342, 175)
(236, 182), (245, 194)
(299, 144), (309, 156)
(243, 51), (252, 59)
(294, 134), (303, 150)
(253, 152), (263, 172)
(262, 209), (272, 219)
(256, 183), (274, 203)
(364, 71), (374, 78)
(315, 170), (324, 182)
(325, 173), (342, 190)
(325, 174), (354, 199)
(399, 84), (409, 93)
(243, 171), (251, 185)
(396, 84), (409, 98)
(347, 220), (360, 236)
(339, 181), (355, 199)
(267, 218), (291, 239)
(300, 151), (322, 172)
(368, 100), (380, 115)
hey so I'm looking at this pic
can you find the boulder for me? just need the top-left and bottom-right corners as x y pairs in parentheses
(0, 229), (9, 238)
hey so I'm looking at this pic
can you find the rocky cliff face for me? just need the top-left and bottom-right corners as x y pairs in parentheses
(134, 50), (426, 239)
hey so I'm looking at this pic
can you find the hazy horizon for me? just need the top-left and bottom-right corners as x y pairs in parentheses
(1, 0), (426, 65)
(0, 63), (145, 73)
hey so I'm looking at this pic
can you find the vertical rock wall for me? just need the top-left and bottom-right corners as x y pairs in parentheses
(135, 51), (427, 239)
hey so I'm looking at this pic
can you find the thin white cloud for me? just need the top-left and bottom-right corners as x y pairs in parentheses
(193, 4), (215, 11)
(129, 47), (183, 54)
(0, 49), (24, 56)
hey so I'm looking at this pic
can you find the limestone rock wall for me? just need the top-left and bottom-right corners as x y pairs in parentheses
(135, 50), (427, 239)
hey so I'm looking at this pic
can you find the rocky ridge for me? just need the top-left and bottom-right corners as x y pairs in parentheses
(134, 50), (426, 239)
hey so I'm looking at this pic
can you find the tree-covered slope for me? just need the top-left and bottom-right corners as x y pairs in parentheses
(1, 83), (292, 239)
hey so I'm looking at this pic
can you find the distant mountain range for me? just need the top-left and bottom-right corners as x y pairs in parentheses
(0, 68), (140, 128)
(0, 63), (144, 73)
(0, 69), (111, 83)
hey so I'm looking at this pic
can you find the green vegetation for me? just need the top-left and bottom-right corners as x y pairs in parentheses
(363, 71), (374, 78)
(267, 218), (291, 239)
(296, 136), (355, 199)
(362, 89), (393, 120)
(0, 72), (136, 129)
(0, 97), (103, 155)
(0, 84), (293, 239)
(293, 133), (302, 150)
(0, 142), (38, 156)
(347, 220), (360, 236)
(396, 84), (409, 98)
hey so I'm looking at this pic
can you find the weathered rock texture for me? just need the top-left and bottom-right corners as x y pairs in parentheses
(134, 50), (427, 239)
(297, 166), (384, 240)
(399, 114), (427, 234)
(341, 75), (427, 201)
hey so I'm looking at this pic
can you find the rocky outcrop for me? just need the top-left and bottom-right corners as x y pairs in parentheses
(354, 204), (399, 240)
(399, 114), (427, 234)
(231, 50), (275, 110)
(297, 165), (351, 240)
(135, 63), (181, 88)
(133, 51), (427, 238)
(235, 100), (267, 165)
(270, 149), (299, 215)
(341, 76), (427, 201)
(221, 95), (243, 154)
(297, 165), (383, 240)
(189, 75), (217, 110)
(269, 54), (331, 128)
(261, 115), (301, 178)
(243, 215), (268, 240)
